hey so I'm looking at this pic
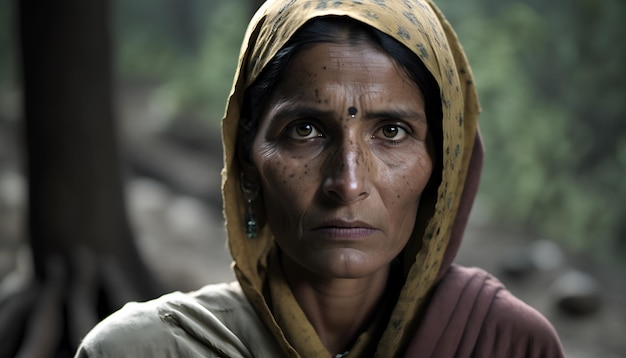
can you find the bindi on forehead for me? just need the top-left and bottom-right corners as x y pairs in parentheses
(348, 106), (357, 117)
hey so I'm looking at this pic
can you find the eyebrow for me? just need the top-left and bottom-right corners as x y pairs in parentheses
(270, 104), (335, 121)
(364, 109), (427, 123)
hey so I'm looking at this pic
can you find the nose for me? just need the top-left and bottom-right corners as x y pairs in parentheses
(322, 138), (370, 203)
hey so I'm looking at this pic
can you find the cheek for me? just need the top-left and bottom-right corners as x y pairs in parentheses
(255, 153), (320, 228)
(383, 149), (433, 210)
(407, 153), (433, 198)
(259, 153), (316, 190)
(392, 153), (432, 243)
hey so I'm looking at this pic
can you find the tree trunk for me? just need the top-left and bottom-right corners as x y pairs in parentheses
(3, 0), (164, 356)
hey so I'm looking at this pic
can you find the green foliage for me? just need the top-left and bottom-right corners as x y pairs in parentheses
(115, 0), (249, 124)
(158, 1), (249, 122)
(438, 0), (626, 259)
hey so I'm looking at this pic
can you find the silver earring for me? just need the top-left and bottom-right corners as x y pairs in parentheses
(240, 173), (259, 239)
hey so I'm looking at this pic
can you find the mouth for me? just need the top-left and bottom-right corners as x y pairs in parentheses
(312, 220), (377, 240)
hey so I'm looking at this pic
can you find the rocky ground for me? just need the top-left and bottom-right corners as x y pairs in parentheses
(1, 83), (624, 357)
(457, 221), (626, 357)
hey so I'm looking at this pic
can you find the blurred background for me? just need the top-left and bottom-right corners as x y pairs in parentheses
(0, 0), (624, 357)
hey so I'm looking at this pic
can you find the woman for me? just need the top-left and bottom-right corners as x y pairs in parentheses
(76, 0), (564, 356)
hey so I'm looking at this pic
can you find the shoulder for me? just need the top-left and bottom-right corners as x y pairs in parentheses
(76, 282), (279, 358)
(406, 265), (564, 358)
(479, 287), (564, 357)
(463, 267), (565, 358)
(75, 289), (192, 357)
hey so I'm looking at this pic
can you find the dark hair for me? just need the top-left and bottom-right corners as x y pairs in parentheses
(239, 16), (442, 187)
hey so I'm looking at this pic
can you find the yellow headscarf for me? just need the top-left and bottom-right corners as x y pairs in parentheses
(221, 0), (480, 356)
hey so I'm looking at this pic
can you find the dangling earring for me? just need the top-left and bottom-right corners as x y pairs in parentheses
(240, 173), (259, 239)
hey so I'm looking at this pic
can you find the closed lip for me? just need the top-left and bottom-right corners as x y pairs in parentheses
(313, 219), (375, 230)
(310, 219), (378, 239)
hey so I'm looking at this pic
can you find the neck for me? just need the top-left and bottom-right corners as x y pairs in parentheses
(281, 255), (390, 355)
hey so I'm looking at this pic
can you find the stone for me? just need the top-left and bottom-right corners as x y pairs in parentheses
(550, 269), (603, 316)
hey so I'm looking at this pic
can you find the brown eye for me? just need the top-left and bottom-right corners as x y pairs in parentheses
(296, 124), (313, 137)
(288, 122), (322, 140)
(382, 126), (399, 138)
(378, 125), (407, 141)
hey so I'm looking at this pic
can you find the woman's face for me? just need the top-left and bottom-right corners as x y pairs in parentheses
(249, 41), (433, 279)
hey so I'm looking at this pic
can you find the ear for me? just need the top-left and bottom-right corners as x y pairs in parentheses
(236, 135), (260, 184)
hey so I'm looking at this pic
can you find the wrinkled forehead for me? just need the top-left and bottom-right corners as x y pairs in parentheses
(247, 0), (448, 89)
(269, 42), (426, 114)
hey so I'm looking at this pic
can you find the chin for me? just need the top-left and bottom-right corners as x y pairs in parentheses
(307, 250), (382, 279)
